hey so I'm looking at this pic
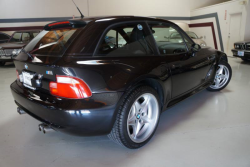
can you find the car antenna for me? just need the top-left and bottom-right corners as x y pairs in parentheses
(72, 0), (84, 18)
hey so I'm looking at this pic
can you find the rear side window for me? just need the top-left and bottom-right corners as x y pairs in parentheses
(96, 23), (153, 56)
(10, 32), (22, 42)
(24, 29), (80, 56)
(149, 22), (187, 55)
(22, 32), (31, 42)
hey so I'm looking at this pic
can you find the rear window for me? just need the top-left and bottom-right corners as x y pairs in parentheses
(24, 29), (80, 56)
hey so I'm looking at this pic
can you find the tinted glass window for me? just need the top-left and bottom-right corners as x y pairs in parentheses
(149, 22), (187, 55)
(22, 33), (31, 42)
(181, 32), (193, 50)
(97, 23), (153, 56)
(186, 32), (198, 39)
(0, 34), (9, 40)
(10, 33), (22, 42)
(24, 29), (80, 56)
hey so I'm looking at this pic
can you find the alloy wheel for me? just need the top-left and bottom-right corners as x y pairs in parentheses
(127, 93), (159, 143)
(210, 65), (230, 89)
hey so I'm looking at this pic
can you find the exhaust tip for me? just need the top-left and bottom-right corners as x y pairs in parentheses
(38, 123), (53, 134)
(17, 107), (26, 115)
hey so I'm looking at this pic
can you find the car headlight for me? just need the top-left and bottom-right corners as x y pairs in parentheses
(235, 45), (240, 49)
(200, 43), (206, 47)
(12, 49), (22, 55)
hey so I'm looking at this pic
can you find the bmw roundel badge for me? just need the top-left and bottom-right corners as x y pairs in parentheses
(24, 64), (28, 70)
(137, 24), (143, 30)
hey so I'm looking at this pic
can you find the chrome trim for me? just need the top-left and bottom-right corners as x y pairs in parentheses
(231, 49), (250, 53)
(4, 49), (13, 56)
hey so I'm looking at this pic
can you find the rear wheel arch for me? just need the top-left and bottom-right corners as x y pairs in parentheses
(109, 77), (167, 134)
(118, 78), (166, 112)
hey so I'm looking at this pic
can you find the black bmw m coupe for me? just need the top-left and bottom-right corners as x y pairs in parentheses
(10, 16), (232, 149)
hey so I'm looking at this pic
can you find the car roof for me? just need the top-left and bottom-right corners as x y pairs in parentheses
(71, 15), (174, 25)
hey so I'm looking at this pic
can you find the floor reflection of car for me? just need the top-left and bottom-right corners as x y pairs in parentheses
(0, 30), (40, 66)
(232, 41), (250, 61)
(0, 32), (11, 43)
(185, 31), (207, 47)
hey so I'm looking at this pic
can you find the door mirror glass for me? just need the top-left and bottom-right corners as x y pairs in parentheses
(191, 43), (201, 52)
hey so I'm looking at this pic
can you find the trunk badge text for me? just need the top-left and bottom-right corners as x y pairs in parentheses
(46, 71), (53, 75)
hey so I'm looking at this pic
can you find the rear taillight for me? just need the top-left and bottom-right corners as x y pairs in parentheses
(16, 70), (23, 82)
(49, 75), (92, 99)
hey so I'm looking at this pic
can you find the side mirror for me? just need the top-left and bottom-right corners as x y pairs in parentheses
(199, 36), (203, 39)
(191, 43), (201, 53)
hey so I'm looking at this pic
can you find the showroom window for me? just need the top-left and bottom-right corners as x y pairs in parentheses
(148, 22), (188, 55)
(97, 23), (153, 56)
(22, 33), (31, 42)
(10, 32), (22, 42)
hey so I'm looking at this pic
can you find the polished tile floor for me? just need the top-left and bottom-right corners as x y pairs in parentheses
(0, 57), (250, 167)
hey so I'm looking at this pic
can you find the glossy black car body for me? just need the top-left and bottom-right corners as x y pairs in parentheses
(11, 16), (228, 136)
(232, 41), (250, 61)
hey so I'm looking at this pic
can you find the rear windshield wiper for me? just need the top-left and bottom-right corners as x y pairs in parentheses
(21, 48), (34, 60)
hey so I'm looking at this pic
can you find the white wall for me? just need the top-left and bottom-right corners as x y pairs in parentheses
(0, 0), (192, 35)
(190, 0), (231, 10)
(0, 0), (89, 18)
(191, 0), (249, 55)
(88, 0), (191, 17)
(244, 1), (250, 40)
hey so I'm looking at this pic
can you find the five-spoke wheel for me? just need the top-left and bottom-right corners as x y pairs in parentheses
(127, 93), (159, 143)
(108, 86), (160, 149)
(207, 61), (232, 91)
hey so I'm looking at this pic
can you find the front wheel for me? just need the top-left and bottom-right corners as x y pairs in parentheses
(108, 86), (161, 149)
(207, 61), (232, 91)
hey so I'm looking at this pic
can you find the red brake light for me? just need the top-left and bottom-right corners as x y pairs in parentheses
(48, 21), (70, 27)
(49, 75), (92, 99)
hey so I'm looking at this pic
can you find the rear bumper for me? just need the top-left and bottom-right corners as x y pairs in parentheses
(10, 80), (122, 136)
(231, 49), (250, 59)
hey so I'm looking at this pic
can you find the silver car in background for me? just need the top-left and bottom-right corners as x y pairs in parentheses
(185, 31), (207, 47)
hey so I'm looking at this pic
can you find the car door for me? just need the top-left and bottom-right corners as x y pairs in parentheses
(148, 21), (214, 98)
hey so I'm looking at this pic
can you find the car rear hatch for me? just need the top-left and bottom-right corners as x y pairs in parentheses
(14, 20), (89, 96)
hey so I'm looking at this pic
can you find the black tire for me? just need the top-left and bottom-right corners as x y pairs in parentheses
(207, 61), (232, 92)
(108, 86), (161, 149)
(241, 58), (250, 62)
(0, 62), (5, 66)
